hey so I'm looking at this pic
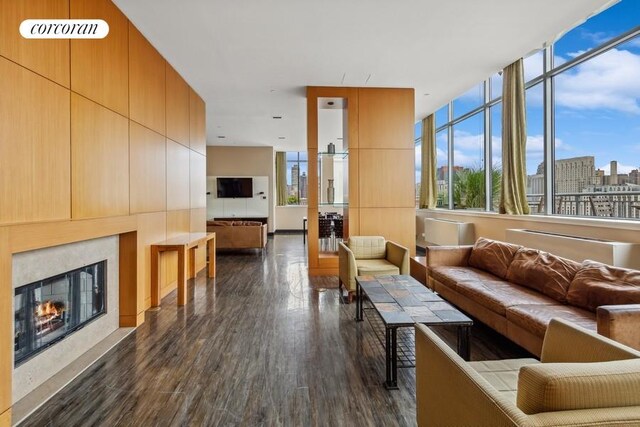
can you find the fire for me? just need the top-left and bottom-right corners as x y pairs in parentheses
(35, 301), (64, 318)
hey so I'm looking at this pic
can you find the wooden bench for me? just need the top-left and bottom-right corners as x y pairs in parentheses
(150, 232), (216, 307)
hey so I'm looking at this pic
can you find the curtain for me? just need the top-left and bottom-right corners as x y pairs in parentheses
(499, 59), (530, 215)
(275, 152), (287, 206)
(419, 114), (437, 209)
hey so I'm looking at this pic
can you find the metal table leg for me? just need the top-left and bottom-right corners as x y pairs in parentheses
(384, 327), (398, 390)
(355, 282), (363, 321)
(457, 325), (471, 361)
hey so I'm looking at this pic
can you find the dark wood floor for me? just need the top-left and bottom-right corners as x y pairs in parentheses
(21, 235), (529, 427)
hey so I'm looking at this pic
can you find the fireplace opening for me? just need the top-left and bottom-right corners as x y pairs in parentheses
(14, 260), (107, 366)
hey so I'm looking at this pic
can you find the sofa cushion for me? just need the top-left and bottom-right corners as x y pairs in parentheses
(429, 266), (501, 290)
(357, 259), (399, 276)
(517, 358), (640, 415)
(506, 248), (582, 303)
(468, 238), (521, 279)
(506, 304), (596, 338)
(208, 220), (233, 226)
(348, 236), (386, 260)
(567, 260), (640, 312)
(455, 280), (558, 316)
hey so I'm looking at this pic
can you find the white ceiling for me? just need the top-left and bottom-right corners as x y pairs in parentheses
(114, 0), (616, 152)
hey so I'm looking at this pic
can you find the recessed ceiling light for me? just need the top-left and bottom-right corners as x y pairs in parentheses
(424, 93), (430, 96)
(278, 136), (286, 140)
(272, 116), (282, 119)
(270, 89), (276, 93)
(327, 101), (334, 106)
(217, 136), (226, 139)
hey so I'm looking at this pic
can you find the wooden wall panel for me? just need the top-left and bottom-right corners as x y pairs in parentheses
(166, 139), (190, 210)
(166, 64), (190, 146)
(0, 229), (11, 418)
(189, 89), (206, 155)
(0, 0), (70, 87)
(70, 0), (128, 116)
(358, 88), (414, 149)
(359, 208), (416, 256)
(0, 58), (70, 225)
(130, 122), (166, 214)
(190, 151), (206, 208)
(137, 212), (166, 310)
(358, 149), (415, 208)
(71, 94), (129, 219)
(119, 231), (141, 327)
(129, 23), (165, 135)
(190, 208), (206, 233)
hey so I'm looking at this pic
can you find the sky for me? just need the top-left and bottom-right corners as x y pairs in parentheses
(415, 0), (640, 179)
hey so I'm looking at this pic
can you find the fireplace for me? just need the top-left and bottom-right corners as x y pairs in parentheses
(14, 261), (107, 366)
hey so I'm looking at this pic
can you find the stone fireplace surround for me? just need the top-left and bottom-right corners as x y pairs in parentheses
(10, 235), (133, 423)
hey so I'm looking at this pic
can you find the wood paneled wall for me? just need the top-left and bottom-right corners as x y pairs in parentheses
(307, 87), (415, 275)
(0, 0), (207, 419)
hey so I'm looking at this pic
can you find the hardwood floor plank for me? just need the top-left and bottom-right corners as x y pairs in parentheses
(20, 235), (528, 427)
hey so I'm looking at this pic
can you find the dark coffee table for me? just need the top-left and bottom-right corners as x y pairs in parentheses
(355, 274), (473, 389)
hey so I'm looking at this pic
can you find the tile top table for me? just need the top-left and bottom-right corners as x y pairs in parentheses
(355, 274), (472, 389)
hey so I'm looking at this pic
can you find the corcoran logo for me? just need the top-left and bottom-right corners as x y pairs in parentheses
(20, 19), (109, 39)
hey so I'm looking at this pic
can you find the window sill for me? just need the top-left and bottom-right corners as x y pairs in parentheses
(416, 208), (640, 232)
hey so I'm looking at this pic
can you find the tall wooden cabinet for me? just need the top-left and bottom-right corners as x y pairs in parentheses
(307, 87), (416, 276)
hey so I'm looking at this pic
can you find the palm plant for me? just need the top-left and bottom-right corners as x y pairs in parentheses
(453, 166), (501, 209)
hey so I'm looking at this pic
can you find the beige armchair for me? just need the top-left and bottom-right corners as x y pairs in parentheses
(338, 236), (409, 302)
(416, 318), (640, 426)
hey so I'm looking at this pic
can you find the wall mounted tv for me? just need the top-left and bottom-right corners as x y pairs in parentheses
(217, 177), (253, 198)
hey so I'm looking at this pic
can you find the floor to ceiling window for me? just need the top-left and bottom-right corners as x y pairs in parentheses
(285, 152), (308, 205)
(426, 0), (640, 220)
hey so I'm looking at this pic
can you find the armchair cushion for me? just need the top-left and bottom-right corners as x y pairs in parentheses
(347, 236), (386, 259)
(517, 358), (640, 415)
(567, 260), (640, 312)
(356, 259), (399, 276)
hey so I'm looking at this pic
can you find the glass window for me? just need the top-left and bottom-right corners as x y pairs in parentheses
(554, 0), (640, 66)
(436, 129), (449, 208)
(453, 83), (484, 118)
(553, 36), (640, 218)
(490, 73), (503, 100)
(490, 103), (502, 211)
(435, 105), (449, 128)
(524, 49), (544, 82)
(285, 152), (308, 205)
(452, 112), (485, 209)
(415, 121), (422, 206)
(524, 83), (545, 213)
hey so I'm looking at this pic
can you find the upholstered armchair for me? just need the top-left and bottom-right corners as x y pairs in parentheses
(338, 236), (409, 302)
(416, 318), (640, 426)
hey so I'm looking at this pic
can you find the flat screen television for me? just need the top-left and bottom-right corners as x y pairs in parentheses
(217, 177), (253, 198)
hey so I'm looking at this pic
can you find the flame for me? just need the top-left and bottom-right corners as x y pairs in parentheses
(35, 301), (64, 318)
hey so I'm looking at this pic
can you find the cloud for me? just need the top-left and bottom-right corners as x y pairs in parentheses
(555, 47), (640, 114)
(598, 162), (639, 174)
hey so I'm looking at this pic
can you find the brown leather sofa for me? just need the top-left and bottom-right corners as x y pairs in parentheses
(427, 237), (640, 356)
(206, 220), (267, 250)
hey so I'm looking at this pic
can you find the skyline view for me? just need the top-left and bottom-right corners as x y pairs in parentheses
(416, 0), (640, 184)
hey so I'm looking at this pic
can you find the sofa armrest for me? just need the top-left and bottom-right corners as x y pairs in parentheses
(260, 224), (268, 248)
(386, 241), (409, 275)
(541, 318), (640, 363)
(598, 304), (640, 351)
(415, 324), (524, 426)
(338, 242), (357, 292)
(426, 245), (473, 267)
